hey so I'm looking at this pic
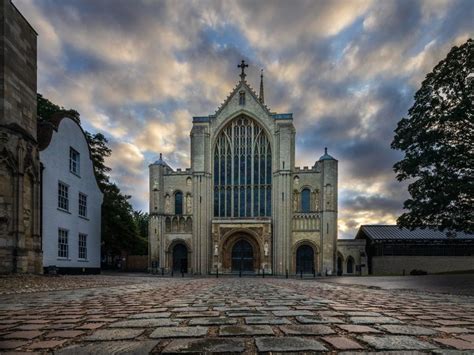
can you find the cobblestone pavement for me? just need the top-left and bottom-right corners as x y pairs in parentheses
(0, 277), (473, 353)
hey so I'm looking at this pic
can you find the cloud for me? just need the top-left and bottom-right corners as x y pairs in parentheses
(13, 0), (474, 230)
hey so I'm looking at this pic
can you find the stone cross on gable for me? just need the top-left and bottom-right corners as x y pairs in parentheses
(238, 60), (248, 80)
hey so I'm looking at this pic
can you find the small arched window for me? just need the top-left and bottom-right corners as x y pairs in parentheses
(301, 188), (311, 213)
(175, 191), (183, 215)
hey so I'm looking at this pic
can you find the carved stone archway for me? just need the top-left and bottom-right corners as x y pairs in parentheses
(291, 240), (319, 274)
(221, 231), (261, 273)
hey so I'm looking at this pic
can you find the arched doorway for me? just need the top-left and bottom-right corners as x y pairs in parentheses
(231, 239), (254, 272)
(172, 244), (188, 272)
(337, 255), (343, 276)
(296, 245), (314, 273)
(347, 256), (354, 274)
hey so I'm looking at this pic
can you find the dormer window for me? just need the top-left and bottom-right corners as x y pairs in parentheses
(239, 91), (245, 105)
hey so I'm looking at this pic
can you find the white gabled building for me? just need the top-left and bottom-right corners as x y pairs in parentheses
(38, 114), (103, 274)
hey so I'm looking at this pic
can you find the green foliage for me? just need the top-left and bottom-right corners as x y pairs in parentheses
(37, 94), (80, 122)
(37, 94), (147, 255)
(391, 39), (473, 233)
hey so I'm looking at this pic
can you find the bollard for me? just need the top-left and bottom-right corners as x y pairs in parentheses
(300, 269), (303, 279)
(239, 268), (242, 278)
(171, 270), (174, 277)
(262, 268), (265, 278)
(181, 270), (184, 278)
(286, 269), (288, 279)
(313, 268), (316, 278)
(161, 267), (164, 276)
(216, 267), (219, 278)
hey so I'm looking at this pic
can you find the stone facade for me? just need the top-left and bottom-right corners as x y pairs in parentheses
(0, 0), (42, 273)
(149, 68), (338, 275)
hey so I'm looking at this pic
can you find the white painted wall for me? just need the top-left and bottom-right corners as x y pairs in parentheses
(40, 118), (103, 270)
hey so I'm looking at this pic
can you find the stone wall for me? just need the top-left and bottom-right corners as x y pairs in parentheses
(372, 256), (474, 275)
(0, 0), (42, 273)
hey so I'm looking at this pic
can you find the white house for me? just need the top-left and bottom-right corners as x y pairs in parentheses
(38, 114), (103, 274)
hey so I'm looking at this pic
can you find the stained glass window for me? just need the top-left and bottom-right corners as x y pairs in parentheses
(213, 116), (271, 217)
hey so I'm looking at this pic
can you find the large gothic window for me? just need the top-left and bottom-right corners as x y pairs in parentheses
(214, 116), (271, 217)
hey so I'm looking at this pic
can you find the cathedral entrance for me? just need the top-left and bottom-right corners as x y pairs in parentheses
(231, 239), (254, 272)
(296, 245), (314, 273)
(172, 243), (188, 272)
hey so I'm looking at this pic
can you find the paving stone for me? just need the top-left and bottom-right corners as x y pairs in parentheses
(2, 330), (43, 339)
(434, 338), (474, 350)
(227, 311), (266, 317)
(75, 323), (106, 330)
(338, 324), (382, 333)
(55, 340), (159, 354)
(128, 312), (171, 319)
(346, 311), (382, 317)
(435, 320), (473, 326)
(458, 334), (474, 342)
(0, 340), (29, 349)
(435, 326), (474, 334)
(255, 337), (327, 352)
(28, 340), (68, 349)
(245, 316), (291, 325)
(280, 324), (335, 335)
(322, 336), (364, 350)
(379, 324), (438, 335)
(177, 311), (220, 318)
(359, 335), (436, 350)
(219, 325), (274, 336)
(150, 326), (208, 338)
(83, 328), (144, 341)
(45, 330), (84, 338)
(272, 310), (314, 317)
(163, 338), (246, 353)
(350, 316), (403, 324)
(188, 317), (237, 326)
(296, 316), (344, 324)
(109, 318), (178, 328)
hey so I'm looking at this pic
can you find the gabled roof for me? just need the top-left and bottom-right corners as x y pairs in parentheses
(214, 79), (271, 117)
(356, 225), (474, 241)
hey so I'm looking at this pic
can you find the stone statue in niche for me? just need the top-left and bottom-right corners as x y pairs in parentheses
(165, 195), (171, 213)
(186, 195), (192, 214)
(294, 176), (299, 186)
(186, 177), (192, 186)
(214, 243), (219, 256)
(264, 241), (269, 256)
(293, 192), (298, 212)
(312, 189), (320, 212)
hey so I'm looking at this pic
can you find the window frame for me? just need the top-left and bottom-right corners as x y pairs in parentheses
(58, 228), (69, 259)
(78, 192), (88, 218)
(57, 181), (69, 212)
(69, 147), (80, 176)
(78, 233), (87, 260)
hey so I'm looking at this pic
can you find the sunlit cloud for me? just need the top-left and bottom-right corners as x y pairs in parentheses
(14, 0), (474, 237)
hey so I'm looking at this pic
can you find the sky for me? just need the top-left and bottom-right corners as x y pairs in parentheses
(15, 0), (474, 239)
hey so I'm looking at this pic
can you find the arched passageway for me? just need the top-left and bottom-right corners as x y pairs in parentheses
(296, 245), (314, 273)
(231, 239), (254, 272)
(172, 243), (188, 272)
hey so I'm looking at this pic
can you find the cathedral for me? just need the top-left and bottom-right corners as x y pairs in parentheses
(148, 61), (338, 275)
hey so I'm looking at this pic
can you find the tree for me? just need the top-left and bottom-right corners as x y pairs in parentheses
(391, 39), (473, 233)
(84, 132), (112, 189)
(37, 94), (80, 122)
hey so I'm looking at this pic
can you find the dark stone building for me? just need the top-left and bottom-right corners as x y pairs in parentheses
(0, 0), (42, 273)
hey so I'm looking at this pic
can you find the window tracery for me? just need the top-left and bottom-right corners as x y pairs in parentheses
(214, 116), (271, 217)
